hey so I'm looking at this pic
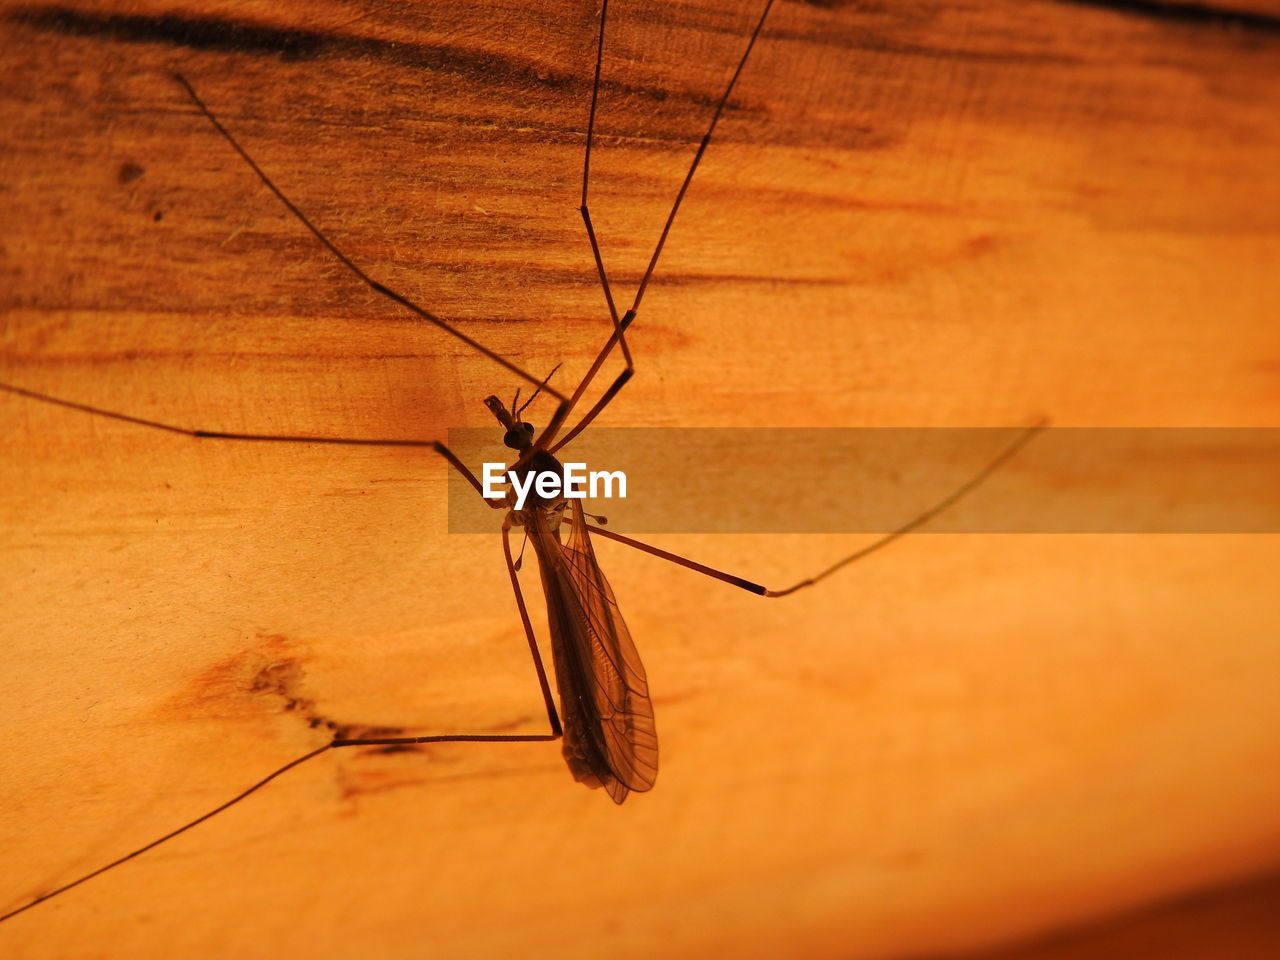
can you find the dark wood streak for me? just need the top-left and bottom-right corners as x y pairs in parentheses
(8, 1), (781, 128)
(1053, 0), (1280, 33)
(9, 4), (580, 89)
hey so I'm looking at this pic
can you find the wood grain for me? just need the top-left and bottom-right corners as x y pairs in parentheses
(1, 1), (1278, 958)
(975, 869), (1280, 960)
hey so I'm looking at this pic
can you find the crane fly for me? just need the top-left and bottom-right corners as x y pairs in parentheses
(0, 0), (1043, 925)
(485, 391), (658, 803)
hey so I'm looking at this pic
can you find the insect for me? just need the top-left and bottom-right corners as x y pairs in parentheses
(1, 0), (1045, 944)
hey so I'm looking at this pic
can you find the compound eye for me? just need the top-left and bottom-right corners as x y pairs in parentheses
(523, 422), (535, 434)
(502, 428), (524, 449)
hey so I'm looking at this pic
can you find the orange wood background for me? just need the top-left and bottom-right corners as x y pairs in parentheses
(1, 1), (1278, 958)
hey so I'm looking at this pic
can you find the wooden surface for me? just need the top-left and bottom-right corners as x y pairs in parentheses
(975, 869), (1280, 960)
(2, 1), (1278, 958)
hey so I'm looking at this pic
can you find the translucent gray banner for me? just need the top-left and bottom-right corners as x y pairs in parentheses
(446, 428), (1280, 534)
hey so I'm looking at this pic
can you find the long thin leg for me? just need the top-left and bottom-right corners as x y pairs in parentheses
(574, 421), (1048, 597)
(525, 14), (640, 460)
(0, 716), (562, 923)
(503, 518), (562, 738)
(322, 522), (568, 747)
(579, 0), (629, 368)
(549, 0), (778, 453)
(337, 521), (566, 749)
(625, 0), (776, 320)
(0, 745), (332, 924)
(550, 309), (634, 454)
(172, 72), (573, 445)
(323, 524), (568, 747)
(0, 381), (504, 503)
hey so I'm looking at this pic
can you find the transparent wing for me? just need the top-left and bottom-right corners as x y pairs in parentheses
(531, 501), (657, 803)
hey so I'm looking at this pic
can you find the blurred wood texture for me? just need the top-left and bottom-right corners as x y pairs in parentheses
(973, 869), (1280, 960)
(1, 1), (1278, 959)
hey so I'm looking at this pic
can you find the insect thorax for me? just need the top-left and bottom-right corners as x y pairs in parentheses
(507, 448), (570, 524)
